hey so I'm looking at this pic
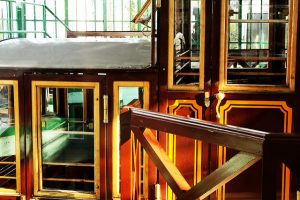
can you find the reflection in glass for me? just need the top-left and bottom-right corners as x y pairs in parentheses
(173, 0), (201, 86)
(0, 85), (16, 190)
(40, 87), (95, 192)
(119, 87), (144, 112)
(119, 87), (146, 197)
(227, 0), (289, 85)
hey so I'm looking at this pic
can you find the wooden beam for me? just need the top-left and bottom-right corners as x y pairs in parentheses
(121, 108), (267, 155)
(178, 152), (261, 200)
(131, 127), (191, 196)
(132, 0), (152, 24)
(67, 31), (150, 38)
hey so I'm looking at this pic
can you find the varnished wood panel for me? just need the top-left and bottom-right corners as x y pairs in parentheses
(219, 100), (292, 200)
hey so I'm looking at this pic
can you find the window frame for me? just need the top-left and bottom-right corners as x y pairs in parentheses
(112, 81), (150, 199)
(219, 0), (298, 92)
(31, 81), (100, 199)
(0, 80), (21, 196)
(168, 0), (206, 91)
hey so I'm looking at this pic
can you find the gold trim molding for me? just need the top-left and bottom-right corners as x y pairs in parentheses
(167, 100), (202, 200)
(218, 100), (292, 200)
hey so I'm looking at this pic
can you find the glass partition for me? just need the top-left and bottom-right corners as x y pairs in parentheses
(169, 0), (205, 90)
(32, 81), (100, 199)
(0, 81), (20, 194)
(221, 0), (298, 90)
(112, 82), (149, 199)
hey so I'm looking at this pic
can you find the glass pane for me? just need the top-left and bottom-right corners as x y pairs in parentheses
(173, 0), (201, 86)
(227, 0), (289, 85)
(0, 179), (16, 189)
(0, 84), (17, 190)
(40, 87), (95, 192)
(119, 87), (144, 112)
(119, 86), (145, 197)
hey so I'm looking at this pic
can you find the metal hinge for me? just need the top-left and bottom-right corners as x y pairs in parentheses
(103, 95), (108, 123)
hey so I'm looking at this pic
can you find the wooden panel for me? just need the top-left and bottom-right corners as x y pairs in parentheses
(219, 100), (292, 200)
(178, 152), (260, 200)
(168, 100), (202, 200)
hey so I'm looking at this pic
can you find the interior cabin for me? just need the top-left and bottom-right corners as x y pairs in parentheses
(0, 0), (300, 199)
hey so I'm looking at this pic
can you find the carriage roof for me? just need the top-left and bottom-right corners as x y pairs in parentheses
(0, 38), (151, 70)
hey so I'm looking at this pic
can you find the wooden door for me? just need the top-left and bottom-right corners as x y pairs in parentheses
(211, 0), (299, 199)
(106, 71), (158, 200)
(159, 0), (300, 199)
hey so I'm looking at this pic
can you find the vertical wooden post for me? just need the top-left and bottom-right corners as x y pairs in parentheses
(261, 145), (277, 200)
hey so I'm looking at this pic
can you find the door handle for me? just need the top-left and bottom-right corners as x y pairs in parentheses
(204, 91), (210, 107)
(215, 92), (225, 119)
(103, 95), (108, 123)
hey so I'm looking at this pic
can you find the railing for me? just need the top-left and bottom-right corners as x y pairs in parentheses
(0, 0), (70, 40)
(120, 108), (300, 200)
(67, 31), (151, 38)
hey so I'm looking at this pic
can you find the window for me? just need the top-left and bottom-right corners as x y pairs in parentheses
(168, 0), (205, 90)
(32, 81), (100, 199)
(112, 81), (149, 199)
(220, 0), (298, 91)
(0, 81), (21, 195)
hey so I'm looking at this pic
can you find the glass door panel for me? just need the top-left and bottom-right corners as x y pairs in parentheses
(112, 81), (149, 199)
(0, 81), (20, 194)
(169, 0), (205, 90)
(32, 81), (100, 199)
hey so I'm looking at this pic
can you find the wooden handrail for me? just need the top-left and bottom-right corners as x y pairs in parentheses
(120, 108), (300, 199)
(121, 108), (269, 155)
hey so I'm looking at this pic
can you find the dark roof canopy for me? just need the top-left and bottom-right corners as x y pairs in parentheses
(0, 38), (151, 69)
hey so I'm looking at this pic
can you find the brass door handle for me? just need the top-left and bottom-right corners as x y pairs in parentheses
(215, 92), (225, 119)
(204, 91), (210, 108)
(103, 95), (108, 123)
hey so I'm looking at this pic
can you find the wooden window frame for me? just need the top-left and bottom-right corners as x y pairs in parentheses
(31, 81), (100, 199)
(219, 0), (298, 92)
(0, 80), (21, 197)
(112, 81), (150, 199)
(168, 0), (206, 91)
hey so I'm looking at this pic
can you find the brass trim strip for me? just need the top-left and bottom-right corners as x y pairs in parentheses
(0, 162), (16, 165)
(0, 176), (17, 179)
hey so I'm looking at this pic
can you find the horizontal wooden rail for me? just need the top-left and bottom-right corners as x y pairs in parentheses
(67, 31), (150, 38)
(121, 108), (269, 156)
(120, 108), (300, 200)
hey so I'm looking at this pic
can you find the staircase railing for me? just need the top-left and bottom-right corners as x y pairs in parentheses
(0, 0), (70, 40)
(120, 108), (300, 200)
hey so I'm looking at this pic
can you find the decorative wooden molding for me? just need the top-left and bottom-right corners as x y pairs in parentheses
(168, 100), (202, 199)
(120, 108), (300, 200)
(218, 100), (292, 200)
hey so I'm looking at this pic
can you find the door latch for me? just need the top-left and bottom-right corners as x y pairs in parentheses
(103, 95), (108, 123)
(215, 92), (225, 119)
